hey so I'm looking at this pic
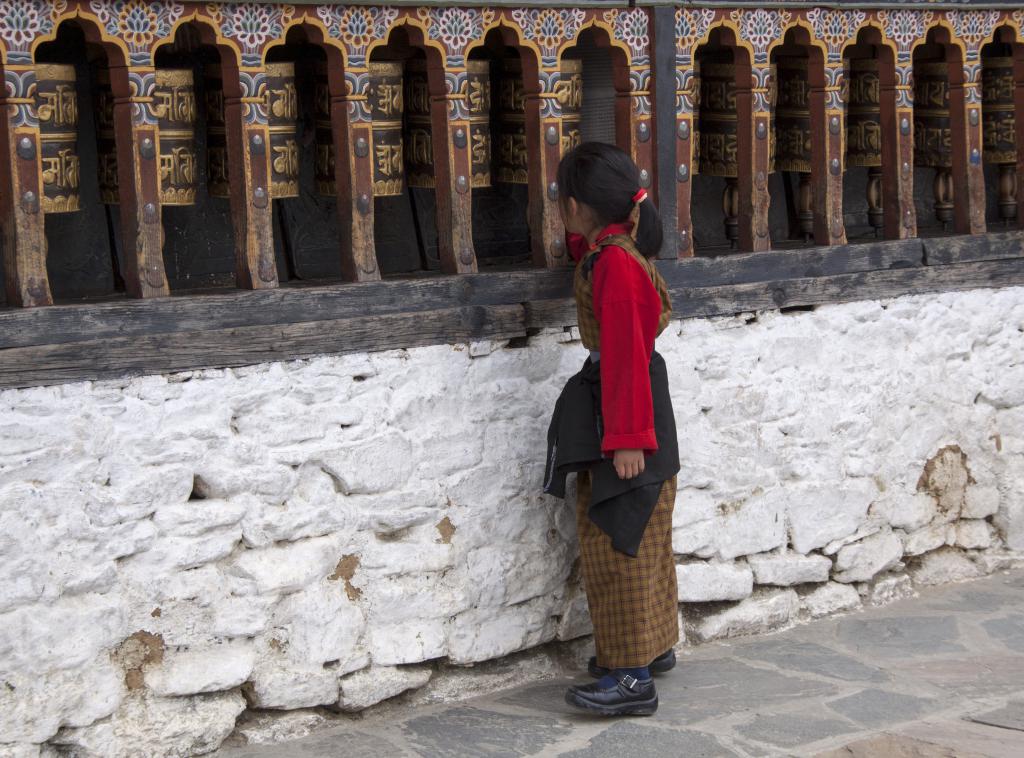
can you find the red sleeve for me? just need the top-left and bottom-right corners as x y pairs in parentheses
(591, 246), (662, 456)
(566, 232), (589, 263)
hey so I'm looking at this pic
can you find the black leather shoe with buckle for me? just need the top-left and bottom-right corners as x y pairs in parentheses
(564, 673), (659, 716)
(588, 649), (676, 680)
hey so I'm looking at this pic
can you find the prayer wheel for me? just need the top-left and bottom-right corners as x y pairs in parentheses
(369, 60), (405, 197)
(982, 50), (1017, 225)
(35, 64), (81, 213)
(698, 59), (739, 244)
(94, 67), (119, 205)
(690, 64), (701, 176)
(847, 56), (884, 233)
(913, 54), (954, 226)
(775, 55), (813, 241)
(205, 64), (230, 199)
(466, 59), (492, 187)
(558, 59), (583, 157)
(266, 62), (300, 199)
(314, 61), (336, 196)
(496, 57), (528, 184)
(153, 68), (198, 206)
(404, 58), (433, 189)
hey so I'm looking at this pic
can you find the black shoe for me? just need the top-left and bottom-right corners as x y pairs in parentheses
(588, 649), (676, 680)
(565, 673), (658, 716)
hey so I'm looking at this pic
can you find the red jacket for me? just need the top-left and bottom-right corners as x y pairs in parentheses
(567, 223), (661, 456)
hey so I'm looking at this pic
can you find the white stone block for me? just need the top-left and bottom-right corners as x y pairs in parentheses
(445, 596), (559, 664)
(318, 432), (413, 495)
(788, 484), (874, 554)
(822, 517), (885, 555)
(227, 535), (340, 595)
(856, 572), (916, 606)
(246, 661), (340, 710)
(370, 621), (447, 666)
(144, 643), (255, 697)
(908, 547), (983, 586)
(555, 588), (593, 641)
(152, 498), (249, 538)
(954, 519), (995, 550)
(713, 490), (788, 560)
(799, 582), (862, 618)
(0, 744), (40, 758)
(870, 492), (938, 532)
(272, 582), (366, 670)
(337, 665), (433, 712)
(901, 523), (954, 556)
(832, 529), (904, 583)
(676, 561), (753, 601)
(747, 552), (832, 586)
(671, 519), (716, 557)
(688, 588), (799, 643)
(962, 485), (1000, 519)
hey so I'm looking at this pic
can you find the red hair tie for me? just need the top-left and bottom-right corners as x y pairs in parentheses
(629, 189), (647, 239)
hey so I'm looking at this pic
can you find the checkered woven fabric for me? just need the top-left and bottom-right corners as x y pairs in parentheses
(576, 470), (679, 668)
(573, 234), (673, 352)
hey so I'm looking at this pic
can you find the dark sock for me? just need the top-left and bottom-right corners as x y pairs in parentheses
(597, 666), (651, 688)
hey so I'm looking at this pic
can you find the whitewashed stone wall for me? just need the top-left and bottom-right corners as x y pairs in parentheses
(1, 285), (1023, 757)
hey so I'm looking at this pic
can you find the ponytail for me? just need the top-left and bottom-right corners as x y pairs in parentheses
(634, 195), (664, 259)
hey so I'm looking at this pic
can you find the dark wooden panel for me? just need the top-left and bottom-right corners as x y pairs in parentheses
(0, 304), (525, 389)
(923, 230), (1024, 266)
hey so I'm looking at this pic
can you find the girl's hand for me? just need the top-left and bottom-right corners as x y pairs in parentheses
(613, 449), (645, 479)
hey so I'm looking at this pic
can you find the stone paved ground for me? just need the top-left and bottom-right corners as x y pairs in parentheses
(218, 569), (1024, 757)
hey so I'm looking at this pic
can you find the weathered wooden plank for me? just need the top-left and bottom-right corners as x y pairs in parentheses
(657, 237), (924, 289)
(923, 231), (1024, 266)
(0, 304), (525, 390)
(0, 269), (572, 350)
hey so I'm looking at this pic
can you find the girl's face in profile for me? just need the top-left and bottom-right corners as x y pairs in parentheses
(559, 196), (592, 237)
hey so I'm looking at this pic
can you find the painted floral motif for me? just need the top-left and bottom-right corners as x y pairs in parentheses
(344, 69), (371, 123)
(894, 62), (914, 109)
(806, 7), (867, 63)
(90, 0), (182, 64)
(751, 63), (775, 113)
(0, 0), (54, 60)
(510, 7), (586, 66)
(731, 8), (790, 64)
(316, 4), (399, 66)
(128, 70), (156, 125)
(605, 7), (649, 64)
(214, 2), (293, 66)
(877, 9), (930, 61)
(5, 69), (38, 127)
(948, 10), (1002, 60)
(675, 7), (716, 63)
(963, 62), (983, 104)
(630, 68), (651, 116)
(419, 6), (492, 62)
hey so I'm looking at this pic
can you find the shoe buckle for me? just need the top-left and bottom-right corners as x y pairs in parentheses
(619, 674), (638, 690)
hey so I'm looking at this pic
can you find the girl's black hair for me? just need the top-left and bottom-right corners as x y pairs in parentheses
(556, 142), (664, 259)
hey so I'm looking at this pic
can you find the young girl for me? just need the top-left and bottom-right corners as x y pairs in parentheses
(543, 142), (680, 716)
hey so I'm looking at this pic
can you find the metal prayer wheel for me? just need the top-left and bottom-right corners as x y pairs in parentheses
(94, 67), (119, 205)
(982, 51), (1017, 224)
(369, 60), (405, 197)
(775, 57), (812, 173)
(690, 64), (701, 176)
(698, 59), (739, 244)
(153, 68), (198, 206)
(205, 64), (230, 199)
(314, 61), (335, 196)
(847, 57), (884, 233)
(404, 58), (433, 189)
(496, 57), (528, 185)
(35, 64), (81, 213)
(466, 60), (492, 187)
(913, 55), (954, 226)
(558, 59), (583, 158)
(266, 62), (300, 199)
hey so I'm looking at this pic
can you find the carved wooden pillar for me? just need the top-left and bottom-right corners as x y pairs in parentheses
(886, 62), (917, 239)
(430, 60), (477, 274)
(0, 64), (50, 306)
(335, 64), (380, 282)
(954, 63), (987, 234)
(623, 63), (655, 202)
(113, 65), (169, 298)
(528, 60), (565, 268)
(675, 64), (696, 257)
(812, 64), (847, 245)
(741, 63), (771, 251)
(223, 66), (278, 289)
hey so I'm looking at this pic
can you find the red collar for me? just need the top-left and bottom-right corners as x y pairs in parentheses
(587, 222), (634, 251)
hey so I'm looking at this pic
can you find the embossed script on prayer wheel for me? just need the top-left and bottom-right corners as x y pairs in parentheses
(697, 61), (737, 178)
(467, 60), (492, 188)
(558, 59), (583, 157)
(913, 60), (952, 169)
(370, 60), (405, 197)
(205, 64), (230, 199)
(266, 62), (300, 199)
(982, 51), (1018, 223)
(847, 57), (882, 168)
(94, 67), (119, 205)
(774, 56), (812, 174)
(496, 58), (528, 184)
(153, 69), (198, 206)
(314, 61), (336, 196)
(404, 59), (433, 189)
(35, 64), (81, 213)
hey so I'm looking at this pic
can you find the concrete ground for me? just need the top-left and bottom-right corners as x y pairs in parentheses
(218, 568), (1024, 757)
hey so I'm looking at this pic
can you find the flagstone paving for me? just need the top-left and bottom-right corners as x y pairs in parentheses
(217, 568), (1024, 757)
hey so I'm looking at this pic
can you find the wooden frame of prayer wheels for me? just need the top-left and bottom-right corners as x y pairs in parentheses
(35, 64), (80, 214)
(466, 59), (492, 188)
(266, 62), (300, 200)
(152, 68), (198, 206)
(369, 60), (405, 197)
